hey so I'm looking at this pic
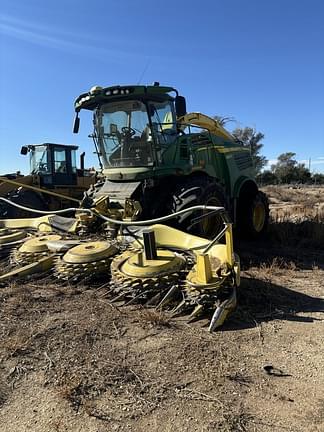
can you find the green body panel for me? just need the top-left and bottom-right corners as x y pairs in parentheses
(102, 130), (254, 199)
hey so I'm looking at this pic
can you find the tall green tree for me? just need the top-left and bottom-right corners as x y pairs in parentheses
(271, 152), (311, 183)
(232, 127), (268, 175)
(256, 170), (277, 185)
(312, 173), (324, 184)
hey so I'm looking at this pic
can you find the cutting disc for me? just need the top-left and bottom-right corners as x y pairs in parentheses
(18, 235), (62, 253)
(62, 241), (118, 264)
(120, 249), (185, 278)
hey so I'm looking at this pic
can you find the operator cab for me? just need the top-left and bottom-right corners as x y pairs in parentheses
(73, 84), (187, 170)
(97, 99), (177, 168)
(21, 143), (78, 186)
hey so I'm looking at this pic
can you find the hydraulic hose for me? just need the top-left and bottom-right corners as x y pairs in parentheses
(95, 206), (225, 225)
(0, 196), (225, 226)
(0, 197), (91, 216)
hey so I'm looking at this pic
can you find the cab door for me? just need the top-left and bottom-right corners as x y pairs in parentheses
(52, 147), (77, 186)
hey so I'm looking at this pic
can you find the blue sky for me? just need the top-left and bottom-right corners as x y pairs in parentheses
(1, 0), (323, 174)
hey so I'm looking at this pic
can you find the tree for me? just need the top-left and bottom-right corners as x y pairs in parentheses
(231, 127), (268, 175)
(312, 173), (324, 184)
(213, 115), (236, 127)
(271, 152), (311, 183)
(256, 170), (277, 185)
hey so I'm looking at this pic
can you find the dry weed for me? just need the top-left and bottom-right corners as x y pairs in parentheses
(268, 219), (324, 249)
(2, 332), (31, 357)
(49, 418), (69, 432)
(262, 185), (324, 226)
(263, 185), (323, 208)
(136, 308), (173, 328)
(209, 406), (254, 432)
(247, 257), (296, 283)
(271, 206), (324, 223)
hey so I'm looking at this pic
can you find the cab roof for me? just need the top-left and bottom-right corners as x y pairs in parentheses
(74, 84), (178, 112)
(30, 143), (79, 151)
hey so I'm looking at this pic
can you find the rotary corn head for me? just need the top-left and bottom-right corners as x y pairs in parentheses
(0, 206), (240, 331)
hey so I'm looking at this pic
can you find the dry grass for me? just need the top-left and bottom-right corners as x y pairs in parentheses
(271, 206), (324, 223)
(258, 186), (324, 250)
(246, 257), (297, 283)
(268, 219), (324, 249)
(263, 185), (323, 206)
(0, 185), (323, 431)
(136, 308), (173, 328)
(0, 279), (250, 428)
(262, 185), (324, 223)
(259, 186), (324, 249)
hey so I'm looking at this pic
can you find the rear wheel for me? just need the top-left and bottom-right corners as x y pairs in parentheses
(238, 190), (269, 238)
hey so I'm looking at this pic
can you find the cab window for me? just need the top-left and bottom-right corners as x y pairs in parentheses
(54, 149), (67, 173)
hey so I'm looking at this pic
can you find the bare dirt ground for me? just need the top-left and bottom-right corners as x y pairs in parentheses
(0, 186), (323, 432)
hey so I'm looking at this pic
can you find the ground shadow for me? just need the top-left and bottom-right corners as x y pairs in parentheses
(223, 276), (324, 331)
(236, 236), (324, 271)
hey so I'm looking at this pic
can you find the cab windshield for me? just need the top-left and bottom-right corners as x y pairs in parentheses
(30, 146), (50, 174)
(96, 99), (176, 168)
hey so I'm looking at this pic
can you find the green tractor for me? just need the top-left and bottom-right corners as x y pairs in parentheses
(73, 83), (269, 238)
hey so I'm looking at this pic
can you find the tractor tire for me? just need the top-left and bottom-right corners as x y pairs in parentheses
(169, 179), (227, 238)
(237, 190), (269, 238)
(0, 189), (48, 218)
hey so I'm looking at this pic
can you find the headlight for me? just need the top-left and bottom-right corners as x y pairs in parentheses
(90, 85), (102, 94)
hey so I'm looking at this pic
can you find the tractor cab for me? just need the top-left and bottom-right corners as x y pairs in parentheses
(21, 143), (78, 187)
(97, 99), (178, 168)
(73, 84), (187, 171)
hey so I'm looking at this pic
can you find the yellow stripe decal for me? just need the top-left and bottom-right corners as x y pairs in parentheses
(195, 146), (249, 154)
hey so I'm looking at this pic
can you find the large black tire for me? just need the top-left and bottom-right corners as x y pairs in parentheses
(0, 189), (48, 218)
(168, 178), (227, 238)
(237, 190), (269, 238)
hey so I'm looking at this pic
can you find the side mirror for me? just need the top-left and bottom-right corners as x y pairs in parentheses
(20, 146), (28, 155)
(73, 113), (80, 134)
(175, 95), (187, 117)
